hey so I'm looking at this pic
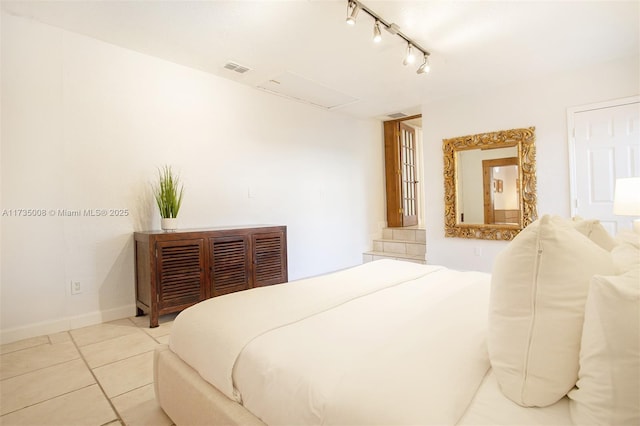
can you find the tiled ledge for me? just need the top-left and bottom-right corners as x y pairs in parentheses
(372, 239), (426, 256)
(382, 227), (426, 243)
(364, 227), (427, 265)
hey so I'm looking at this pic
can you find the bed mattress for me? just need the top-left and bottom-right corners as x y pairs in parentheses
(162, 259), (573, 425)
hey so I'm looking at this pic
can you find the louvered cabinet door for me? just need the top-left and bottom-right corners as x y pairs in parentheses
(210, 235), (251, 297)
(135, 226), (287, 327)
(156, 239), (206, 311)
(252, 230), (288, 287)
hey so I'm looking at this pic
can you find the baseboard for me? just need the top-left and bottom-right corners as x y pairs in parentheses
(0, 304), (137, 345)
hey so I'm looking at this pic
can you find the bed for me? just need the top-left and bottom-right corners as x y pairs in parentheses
(154, 216), (639, 425)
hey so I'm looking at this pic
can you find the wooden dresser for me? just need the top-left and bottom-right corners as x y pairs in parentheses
(134, 225), (287, 327)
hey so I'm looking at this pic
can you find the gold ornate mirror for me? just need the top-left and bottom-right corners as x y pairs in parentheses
(443, 127), (537, 240)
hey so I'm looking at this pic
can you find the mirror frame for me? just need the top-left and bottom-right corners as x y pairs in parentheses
(443, 126), (537, 240)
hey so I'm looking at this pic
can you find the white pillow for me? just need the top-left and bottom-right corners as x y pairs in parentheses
(571, 217), (617, 251)
(612, 243), (640, 274)
(568, 270), (640, 425)
(612, 231), (640, 274)
(489, 215), (616, 407)
(615, 230), (640, 248)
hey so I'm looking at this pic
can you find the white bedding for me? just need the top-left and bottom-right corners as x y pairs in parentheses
(168, 259), (571, 425)
(458, 370), (572, 425)
(235, 266), (491, 425)
(169, 259), (444, 401)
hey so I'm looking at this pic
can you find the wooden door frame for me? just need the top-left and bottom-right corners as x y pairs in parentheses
(384, 114), (422, 228)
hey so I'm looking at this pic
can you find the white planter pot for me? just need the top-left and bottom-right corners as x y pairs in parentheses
(161, 218), (178, 232)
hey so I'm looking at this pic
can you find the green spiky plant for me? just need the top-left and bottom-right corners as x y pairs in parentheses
(153, 165), (184, 219)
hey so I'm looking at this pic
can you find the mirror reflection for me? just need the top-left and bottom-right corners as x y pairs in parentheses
(488, 162), (519, 225)
(456, 147), (520, 225)
(443, 127), (537, 241)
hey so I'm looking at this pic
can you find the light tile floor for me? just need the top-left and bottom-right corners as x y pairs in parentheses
(0, 314), (177, 426)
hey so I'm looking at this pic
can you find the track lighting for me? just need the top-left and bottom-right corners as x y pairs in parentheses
(344, 0), (431, 75)
(373, 20), (382, 43)
(416, 55), (430, 74)
(346, 0), (360, 25)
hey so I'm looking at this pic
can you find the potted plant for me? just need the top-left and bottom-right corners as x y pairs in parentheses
(153, 165), (184, 231)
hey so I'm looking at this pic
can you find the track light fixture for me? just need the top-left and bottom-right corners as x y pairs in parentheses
(344, 0), (431, 75)
(346, 0), (360, 25)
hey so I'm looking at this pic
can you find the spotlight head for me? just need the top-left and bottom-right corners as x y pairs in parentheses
(346, 1), (360, 25)
(373, 21), (382, 43)
(417, 55), (430, 74)
(403, 44), (416, 65)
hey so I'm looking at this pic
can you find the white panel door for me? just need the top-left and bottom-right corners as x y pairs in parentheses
(570, 100), (640, 235)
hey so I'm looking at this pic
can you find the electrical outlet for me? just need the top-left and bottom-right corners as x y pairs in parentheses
(71, 281), (82, 295)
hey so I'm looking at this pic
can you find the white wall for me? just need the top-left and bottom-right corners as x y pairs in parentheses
(423, 55), (640, 272)
(0, 13), (385, 343)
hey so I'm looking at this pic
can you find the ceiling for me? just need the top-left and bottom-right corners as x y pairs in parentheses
(2, 0), (638, 120)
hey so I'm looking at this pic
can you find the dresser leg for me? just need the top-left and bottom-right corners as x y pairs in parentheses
(150, 312), (159, 328)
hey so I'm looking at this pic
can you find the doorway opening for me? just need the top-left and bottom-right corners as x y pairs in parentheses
(384, 115), (424, 228)
(482, 157), (520, 225)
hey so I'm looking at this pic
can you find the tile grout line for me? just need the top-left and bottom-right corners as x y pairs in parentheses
(69, 331), (125, 425)
(1, 359), (82, 382)
(0, 316), (173, 425)
(0, 341), (51, 356)
(89, 345), (158, 370)
(130, 315), (177, 426)
(0, 331), (116, 419)
(109, 381), (154, 401)
(74, 324), (149, 349)
(0, 348), (83, 381)
(0, 383), (97, 417)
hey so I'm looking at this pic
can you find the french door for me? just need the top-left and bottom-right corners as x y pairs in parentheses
(400, 123), (419, 226)
(384, 117), (420, 227)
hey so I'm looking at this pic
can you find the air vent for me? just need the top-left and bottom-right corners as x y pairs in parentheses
(223, 61), (251, 74)
(387, 112), (408, 119)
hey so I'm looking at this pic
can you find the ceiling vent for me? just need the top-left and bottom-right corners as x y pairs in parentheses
(223, 61), (251, 74)
(387, 112), (408, 119)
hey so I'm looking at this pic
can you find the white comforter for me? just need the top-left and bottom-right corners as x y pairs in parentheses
(170, 259), (492, 425)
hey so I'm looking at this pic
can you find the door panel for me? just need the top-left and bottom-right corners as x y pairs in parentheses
(252, 231), (287, 287)
(384, 121), (403, 227)
(572, 101), (640, 235)
(209, 235), (250, 296)
(400, 123), (418, 226)
(156, 239), (206, 309)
